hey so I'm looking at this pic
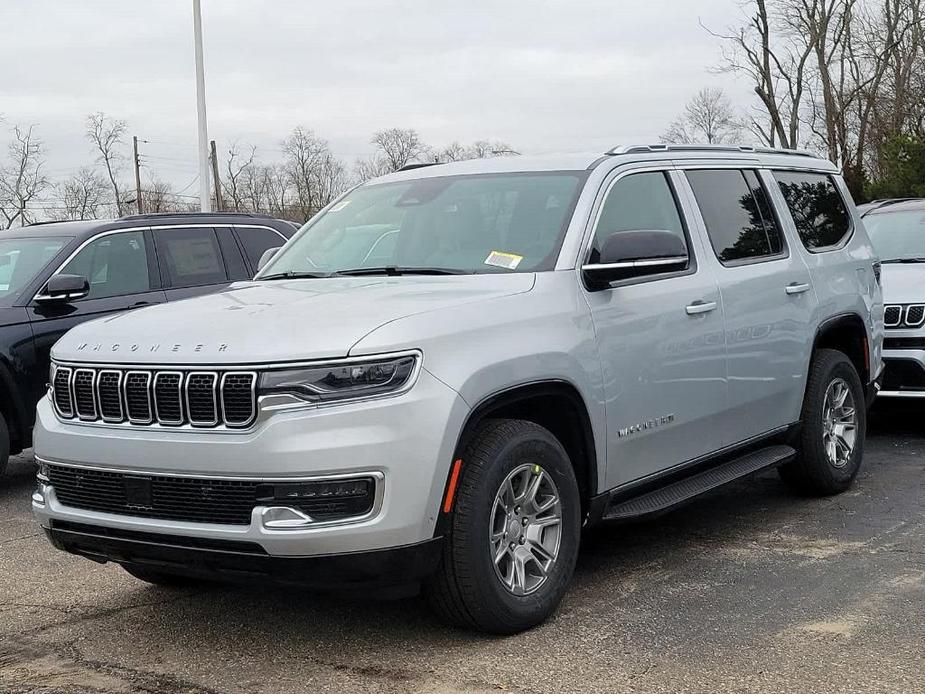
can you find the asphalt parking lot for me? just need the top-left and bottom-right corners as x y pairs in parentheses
(1, 404), (923, 694)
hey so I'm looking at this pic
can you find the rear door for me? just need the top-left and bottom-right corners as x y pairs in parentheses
(153, 226), (235, 301)
(683, 167), (818, 440)
(28, 229), (166, 400)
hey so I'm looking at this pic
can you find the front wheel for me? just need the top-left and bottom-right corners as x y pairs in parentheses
(425, 419), (581, 634)
(781, 348), (866, 496)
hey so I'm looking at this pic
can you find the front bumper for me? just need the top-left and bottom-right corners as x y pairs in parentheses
(879, 343), (925, 398)
(45, 520), (443, 591)
(33, 367), (469, 558)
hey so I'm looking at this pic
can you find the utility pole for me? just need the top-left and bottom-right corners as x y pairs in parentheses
(133, 136), (143, 214)
(192, 0), (211, 212)
(209, 140), (223, 212)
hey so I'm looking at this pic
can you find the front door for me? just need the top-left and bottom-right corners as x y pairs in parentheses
(28, 229), (166, 406)
(683, 168), (817, 440)
(584, 169), (729, 491)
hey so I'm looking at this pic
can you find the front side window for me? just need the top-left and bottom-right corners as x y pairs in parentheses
(155, 227), (227, 287)
(687, 169), (784, 263)
(863, 209), (925, 262)
(588, 171), (688, 265)
(774, 171), (851, 251)
(58, 231), (151, 300)
(0, 236), (69, 303)
(260, 173), (585, 277)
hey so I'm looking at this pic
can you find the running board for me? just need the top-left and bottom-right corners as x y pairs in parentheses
(603, 445), (796, 521)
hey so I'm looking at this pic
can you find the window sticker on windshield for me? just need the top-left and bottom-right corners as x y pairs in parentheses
(329, 200), (351, 213)
(484, 251), (523, 270)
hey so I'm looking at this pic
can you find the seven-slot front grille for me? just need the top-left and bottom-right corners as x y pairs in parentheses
(52, 365), (256, 428)
(885, 304), (925, 329)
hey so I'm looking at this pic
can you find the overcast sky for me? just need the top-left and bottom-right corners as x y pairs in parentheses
(0, 0), (752, 192)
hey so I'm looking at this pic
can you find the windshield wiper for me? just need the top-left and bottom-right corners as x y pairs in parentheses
(881, 257), (925, 264)
(333, 266), (469, 277)
(258, 270), (330, 281)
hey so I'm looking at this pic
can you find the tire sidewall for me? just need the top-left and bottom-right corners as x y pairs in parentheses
(802, 354), (866, 488)
(454, 425), (581, 630)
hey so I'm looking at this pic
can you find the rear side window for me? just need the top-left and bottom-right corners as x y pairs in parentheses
(154, 227), (228, 287)
(773, 171), (851, 251)
(687, 169), (784, 264)
(589, 171), (688, 264)
(236, 227), (286, 270)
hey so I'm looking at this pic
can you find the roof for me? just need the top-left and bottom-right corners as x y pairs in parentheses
(0, 220), (99, 239)
(860, 198), (925, 216)
(368, 143), (838, 185)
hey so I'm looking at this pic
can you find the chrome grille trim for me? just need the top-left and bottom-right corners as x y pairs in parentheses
(906, 304), (925, 328)
(96, 370), (124, 423)
(220, 372), (258, 428)
(50, 363), (257, 429)
(185, 371), (219, 427)
(124, 371), (154, 424)
(52, 366), (74, 418)
(153, 371), (184, 425)
(885, 303), (925, 329)
(73, 369), (98, 421)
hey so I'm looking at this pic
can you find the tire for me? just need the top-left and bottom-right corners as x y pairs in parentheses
(425, 419), (581, 634)
(122, 563), (209, 588)
(0, 411), (9, 479)
(780, 348), (866, 496)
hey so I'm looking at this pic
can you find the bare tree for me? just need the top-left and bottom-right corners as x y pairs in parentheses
(661, 87), (746, 143)
(0, 124), (49, 228)
(57, 167), (108, 220)
(371, 128), (425, 171)
(434, 140), (519, 162)
(222, 141), (257, 212)
(85, 112), (127, 215)
(282, 127), (346, 219)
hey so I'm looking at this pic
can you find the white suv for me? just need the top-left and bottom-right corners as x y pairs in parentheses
(33, 144), (883, 633)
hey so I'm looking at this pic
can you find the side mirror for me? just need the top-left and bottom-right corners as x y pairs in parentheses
(582, 230), (689, 290)
(256, 247), (281, 273)
(36, 274), (90, 303)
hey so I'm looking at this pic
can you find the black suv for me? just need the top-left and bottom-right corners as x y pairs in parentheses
(0, 212), (296, 474)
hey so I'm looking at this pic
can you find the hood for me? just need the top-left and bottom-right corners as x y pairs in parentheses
(52, 274), (536, 365)
(881, 264), (925, 304)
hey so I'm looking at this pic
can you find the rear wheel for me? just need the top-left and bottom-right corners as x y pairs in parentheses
(781, 349), (866, 495)
(0, 411), (9, 478)
(426, 419), (581, 634)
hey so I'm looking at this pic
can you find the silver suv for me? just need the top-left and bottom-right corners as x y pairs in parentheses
(33, 144), (884, 634)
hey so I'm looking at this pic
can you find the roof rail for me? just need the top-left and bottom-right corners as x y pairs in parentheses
(118, 211), (273, 221)
(605, 143), (820, 158)
(861, 198), (923, 214)
(398, 162), (442, 172)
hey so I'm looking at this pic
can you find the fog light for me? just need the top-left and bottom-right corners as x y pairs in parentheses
(257, 477), (375, 522)
(36, 461), (50, 483)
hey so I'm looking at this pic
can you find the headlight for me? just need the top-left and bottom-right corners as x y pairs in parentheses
(257, 354), (418, 404)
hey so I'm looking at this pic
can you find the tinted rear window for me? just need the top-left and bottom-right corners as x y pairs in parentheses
(686, 169), (784, 263)
(774, 171), (851, 251)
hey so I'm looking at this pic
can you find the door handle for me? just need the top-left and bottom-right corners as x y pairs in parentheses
(129, 301), (151, 308)
(686, 300), (718, 315)
(785, 282), (811, 295)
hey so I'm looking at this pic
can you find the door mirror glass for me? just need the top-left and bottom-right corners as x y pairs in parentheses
(583, 230), (688, 289)
(38, 273), (90, 303)
(256, 247), (281, 273)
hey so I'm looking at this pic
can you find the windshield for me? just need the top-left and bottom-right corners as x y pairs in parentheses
(864, 210), (925, 260)
(0, 236), (70, 302)
(260, 172), (585, 277)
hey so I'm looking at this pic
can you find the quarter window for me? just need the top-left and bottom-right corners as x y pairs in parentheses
(58, 231), (151, 299)
(773, 171), (851, 251)
(589, 172), (688, 265)
(155, 227), (228, 287)
(686, 169), (784, 263)
(236, 227), (286, 270)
